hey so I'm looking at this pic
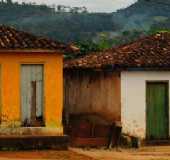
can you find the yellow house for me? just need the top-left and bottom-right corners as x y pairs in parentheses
(0, 25), (77, 149)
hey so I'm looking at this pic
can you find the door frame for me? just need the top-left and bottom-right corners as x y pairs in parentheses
(146, 80), (169, 140)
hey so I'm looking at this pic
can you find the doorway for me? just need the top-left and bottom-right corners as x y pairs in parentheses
(21, 64), (44, 127)
(146, 82), (169, 140)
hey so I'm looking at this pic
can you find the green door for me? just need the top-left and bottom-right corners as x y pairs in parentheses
(146, 82), (169, 140)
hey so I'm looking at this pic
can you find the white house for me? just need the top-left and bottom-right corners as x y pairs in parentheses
(64, 32), (170, 142)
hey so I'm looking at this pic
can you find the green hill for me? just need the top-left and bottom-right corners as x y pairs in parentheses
(0, 1), (117, 42)
(0, 0), (170, 51)
(114, 0), (170, 31)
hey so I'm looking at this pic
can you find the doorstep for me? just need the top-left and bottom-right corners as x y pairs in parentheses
(145, 139), (170, 146)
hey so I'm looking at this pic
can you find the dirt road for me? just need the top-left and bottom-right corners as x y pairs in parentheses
(1, 146), (170, 160)
(0, 150), (94, 160)
(71, 146), (170, 160)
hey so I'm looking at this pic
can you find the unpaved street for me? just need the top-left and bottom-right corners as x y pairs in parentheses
(0, 150), (94, 160)
(1, 146), (170, 160)
(71, 146), (170, 160)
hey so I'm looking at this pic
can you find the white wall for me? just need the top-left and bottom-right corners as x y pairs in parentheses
(121, 71), (170, 139)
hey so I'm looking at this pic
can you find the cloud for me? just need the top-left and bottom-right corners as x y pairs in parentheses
(13, 0), (137, 12)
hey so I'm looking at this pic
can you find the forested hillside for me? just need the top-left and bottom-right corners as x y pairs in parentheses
(0, 0), (118, 42)
(114, 0), (170, 31)
(0, 0), (170, 54)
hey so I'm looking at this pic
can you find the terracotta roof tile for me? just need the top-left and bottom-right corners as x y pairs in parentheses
(64, 32), (170, 69)
(0, 25), (79, 53)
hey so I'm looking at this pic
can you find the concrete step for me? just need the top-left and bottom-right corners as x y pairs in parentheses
(145, 139), (170, 146)
(0, 135), (69, 150)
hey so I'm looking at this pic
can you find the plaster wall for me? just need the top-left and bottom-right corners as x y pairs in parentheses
(121, 71), (170, 139)
(0, 52), (63, 135)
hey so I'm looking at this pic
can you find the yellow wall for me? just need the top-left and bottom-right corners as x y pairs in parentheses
(0, 52), (63, 135)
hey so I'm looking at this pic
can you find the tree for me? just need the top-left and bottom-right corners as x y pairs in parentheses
(57, 5), (67, 12)
(6, 0), (12, 4)
(81, 7), (88, 13)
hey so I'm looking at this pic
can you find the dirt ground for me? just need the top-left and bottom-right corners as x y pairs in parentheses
(71, 146), (170, 160)
(1, 146), (170, 160)
(0, 150), (94, 160)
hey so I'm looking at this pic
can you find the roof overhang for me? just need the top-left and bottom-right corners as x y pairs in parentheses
(0, 49), (64, 54)
(64, 65), (170, 72)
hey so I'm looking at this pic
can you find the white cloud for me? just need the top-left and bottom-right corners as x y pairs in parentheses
(13, 0), (137, 12)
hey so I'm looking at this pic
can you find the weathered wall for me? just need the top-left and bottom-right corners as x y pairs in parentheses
(64, 70), (121, 123)
(121, 71), (170, 139)
(0, 52), (63, 135)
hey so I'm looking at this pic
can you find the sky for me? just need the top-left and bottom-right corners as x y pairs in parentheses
(13, 0), (138, 12)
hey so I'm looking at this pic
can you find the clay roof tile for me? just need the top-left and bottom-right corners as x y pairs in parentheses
(65, 32), (170, 70)
(0, 25), (79, 54)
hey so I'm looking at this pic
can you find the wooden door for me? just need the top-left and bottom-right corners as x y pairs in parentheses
(146, 82), (169, 140)
(21, 64), (44, 127)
